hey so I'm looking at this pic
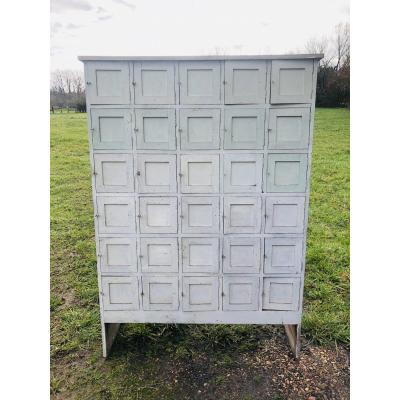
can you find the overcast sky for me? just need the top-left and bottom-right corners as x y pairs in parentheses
(51, 0), (349, 71)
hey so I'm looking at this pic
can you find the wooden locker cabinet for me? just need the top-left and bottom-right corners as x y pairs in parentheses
(79, 53), (322, 358)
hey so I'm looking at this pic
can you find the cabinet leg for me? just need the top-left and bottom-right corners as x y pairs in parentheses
(101, 322), (121, 358)
(284, 324), (301, 358)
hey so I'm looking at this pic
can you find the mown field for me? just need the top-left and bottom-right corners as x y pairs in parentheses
(50, 108), (350, 399)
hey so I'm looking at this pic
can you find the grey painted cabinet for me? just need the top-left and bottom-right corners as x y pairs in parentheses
(80, 53), (322, 357)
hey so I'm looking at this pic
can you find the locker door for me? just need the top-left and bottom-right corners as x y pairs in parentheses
(86, 61), (130, 105)
(99, 238), (137, 274)
(135, 109), (176, 150)
(223, 276), (259, 311)
(142, 276), (179, 311)
(224, 196), (262, 233)
(134, 61), (175, 104)
(264, 238), (302, 274)
(266, 154), (308, 192)
(138, 197), (177, 233)
(265, 196), (305, 234)
(182, 277), (219, 311)
(97, 196), (135, 234)
(268, 107), (310, 149)
(270, 60), (313, 104)
(94, 154), (134, 193)
(181, 197), (220, 234)
(182, 237), (219, 273)
(136, 154), (177, 193)
(139, 238), (178, 273)
(224, 108), (265, 149)
(179, 61), (221, 104)
(101, 276), (139, 311)
(179, 109), (220, 150)
(223, 237), (261, 274)
(262, 277), (300, 311)
(180, 155), (219, 193)
(91, 108), (132, 150)
(223, 154), (263, 193)
(225, 60), (267, 104)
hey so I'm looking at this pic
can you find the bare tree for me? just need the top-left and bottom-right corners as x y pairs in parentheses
(333, 22), (350, 71)
(51, 70), (65, 94)
(71, 71), (84, 94)
(305, 36), (333, 68)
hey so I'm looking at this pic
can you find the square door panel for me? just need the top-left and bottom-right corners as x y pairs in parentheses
(271, 60), (313, 104)
(181, 197), (220, 234)
(135, 109), (176, 150)
(264, 238), (302, 274)
(265, 196), (305, 234)
(223, 237), (261, 274)
(142, 276), (179, 311)
(224, 109), (265, 149)
(179, 109), (220, 150)
(224, 154), (263, 193)
(136, 154), (177, 193)
(182, 277), (219, 311)
(138, 197), (177, 233)
(99, 238), (137, 274)
(91, 108), (132, 150)
(268, 108), (310, 149)
(225, 61), (267, 104)
(262, 278), (300, 311)
(97, 196), (135, 234)
(134, 61), (175, 104)
(139, 238), (178, 273)
(224, 196), (262, 233)
(101, 277), (139, 311)
(86, 61), (130, 104)
(179, 61), (221, 104)
(223, 276), (259, 311)
(182, 237), (219, 273)
(266, 154), (308, 192)
(180, 155), (219, 193)
(94, 154), (134, 193)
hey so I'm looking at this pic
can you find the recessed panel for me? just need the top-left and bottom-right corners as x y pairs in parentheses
(180, 155), (219, 193)
(224, 197), (261, 233)
(137, 154), (176, 193)
(134, 62), (175, 104)
(224, 154), (263, 193)
(224, 109), (265, 149)
(182, 238), (219, 273)
(223, 276), (259, 311)
(179, 61), (221, 104)
(140, 238), (178, 273)
(262, 278), (300, 311)
(102, 277), (139, 311)
(264, 238), (302, 274)
(265, 196), (305, 234)
(266, 154), (307, 192)
(181, 197), (219, 233)
(139, 197), (177, 233)
(97, 196), (135, 234)
(225, 61), (267, 104)
(183, 277), (219, 311)
(223, 237), (261, 274)
(100, 238), (137, 274)
(142, 276), (179, 310)
(91, 108), (132, 150)
(94, 154), (134, 192)
(135, 109), (176, 150)
(271, 60), (313, 104)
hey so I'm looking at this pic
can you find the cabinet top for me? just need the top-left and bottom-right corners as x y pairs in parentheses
(78, 54), (323, 62)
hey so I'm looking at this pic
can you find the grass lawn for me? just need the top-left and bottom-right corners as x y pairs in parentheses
(50, 108), (350, 399)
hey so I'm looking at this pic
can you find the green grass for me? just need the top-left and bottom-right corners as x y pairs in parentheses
(50, 108), (349, 398)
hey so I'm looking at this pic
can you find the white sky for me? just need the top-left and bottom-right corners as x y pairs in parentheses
(51, 0), (349, 71)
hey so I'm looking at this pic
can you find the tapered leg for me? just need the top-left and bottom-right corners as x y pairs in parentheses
(284, 324), (301, 358)
(101, 322), (121, 358)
